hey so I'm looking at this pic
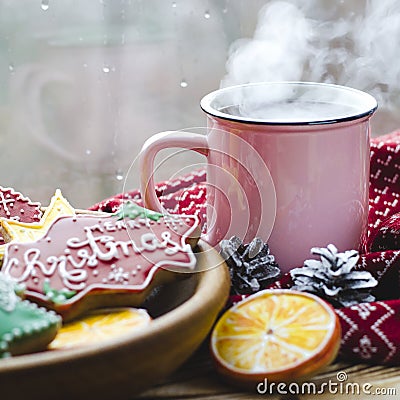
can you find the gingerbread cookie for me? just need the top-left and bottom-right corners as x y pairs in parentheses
(2, 202), (200, 321)
(0, 189), (75, 257)
(0, 272), (61, 358)
(0, 187), (42, 245)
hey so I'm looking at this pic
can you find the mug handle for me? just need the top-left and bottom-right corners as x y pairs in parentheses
(139, 130), (209, 213)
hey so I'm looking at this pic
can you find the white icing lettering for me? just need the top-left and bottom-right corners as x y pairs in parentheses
(115, 220), (126, 230)
(4, 220), (194, 293)
(127, 220), (142, 229)
(88, 224), (104, 233)
(141, 233), (159, 251)
(103, 221), (116, 232)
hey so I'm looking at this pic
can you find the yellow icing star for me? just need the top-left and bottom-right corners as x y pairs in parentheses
(0, 189), (75, 256)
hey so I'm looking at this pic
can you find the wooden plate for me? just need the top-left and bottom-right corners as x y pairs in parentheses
(0, 240), (230, 400)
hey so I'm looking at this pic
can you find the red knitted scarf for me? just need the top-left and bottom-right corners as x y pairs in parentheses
(91, 131), (400, 366)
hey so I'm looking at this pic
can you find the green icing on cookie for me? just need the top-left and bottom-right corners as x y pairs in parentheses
(114, 201), (163, 221)
(43, 281), (77, 305)
(0, 273), (61, 358)
(0, 273), (20, 313)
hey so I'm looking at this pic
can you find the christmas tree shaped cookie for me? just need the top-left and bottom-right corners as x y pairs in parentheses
(1, 202), (201, 321)
(0, 272), (61, 358)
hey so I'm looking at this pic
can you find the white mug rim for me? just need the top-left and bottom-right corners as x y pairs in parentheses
(200, 81), (378, 126)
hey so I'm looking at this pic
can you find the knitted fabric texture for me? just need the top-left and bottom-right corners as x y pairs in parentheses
(90, 131), (400, 366)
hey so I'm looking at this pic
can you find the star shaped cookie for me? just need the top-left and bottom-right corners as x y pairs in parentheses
(0, 187), (42, 245)
(0, 189), (75, 257)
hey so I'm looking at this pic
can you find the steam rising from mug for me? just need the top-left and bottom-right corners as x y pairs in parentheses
(222, 0), (400, 130)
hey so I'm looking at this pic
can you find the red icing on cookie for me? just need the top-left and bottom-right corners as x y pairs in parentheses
(0, 187), (42, 245)
(1, 212), (200, 320)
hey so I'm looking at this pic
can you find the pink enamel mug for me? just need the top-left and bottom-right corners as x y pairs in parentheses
(139, 82), (377, 272)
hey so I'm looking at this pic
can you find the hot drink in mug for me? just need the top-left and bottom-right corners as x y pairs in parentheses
(139, 82), (377, 272)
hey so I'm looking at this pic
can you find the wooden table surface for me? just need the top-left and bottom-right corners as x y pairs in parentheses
(135, 340), (400, 400)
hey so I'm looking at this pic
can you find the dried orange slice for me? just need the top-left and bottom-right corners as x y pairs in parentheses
(49, 308), (151, 350)
(211, 289), (341, 385)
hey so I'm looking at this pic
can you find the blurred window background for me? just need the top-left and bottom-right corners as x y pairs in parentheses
(0, 0), (397, 206)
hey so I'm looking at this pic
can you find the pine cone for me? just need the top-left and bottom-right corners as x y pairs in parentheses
(290, 244), (378, 307)
(220, 236), (281, 295)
